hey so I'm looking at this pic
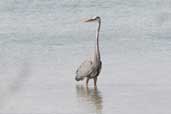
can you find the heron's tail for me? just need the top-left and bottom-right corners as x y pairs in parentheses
(75, 75), (85, 81)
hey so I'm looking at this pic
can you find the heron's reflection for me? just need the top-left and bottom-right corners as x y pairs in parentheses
(76, 85), (103, 114)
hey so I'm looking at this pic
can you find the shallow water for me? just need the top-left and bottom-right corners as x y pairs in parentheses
(0, 0), (171, 114)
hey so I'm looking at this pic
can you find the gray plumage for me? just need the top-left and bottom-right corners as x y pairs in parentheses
(75, 16), (102, 87)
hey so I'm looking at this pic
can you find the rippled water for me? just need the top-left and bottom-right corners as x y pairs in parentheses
(0, 0), (171, 114)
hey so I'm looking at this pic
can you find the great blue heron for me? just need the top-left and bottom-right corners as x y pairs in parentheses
(75, 16), (102, 87)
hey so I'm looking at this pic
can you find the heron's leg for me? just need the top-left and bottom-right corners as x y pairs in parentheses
(94, 77), (97, 87)
(86, 78), (89, 87)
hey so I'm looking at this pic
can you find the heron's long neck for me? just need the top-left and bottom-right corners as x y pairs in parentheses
(94, 20), (101, 61)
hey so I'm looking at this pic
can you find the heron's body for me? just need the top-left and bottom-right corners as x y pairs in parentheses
(75, 16), (102, 87)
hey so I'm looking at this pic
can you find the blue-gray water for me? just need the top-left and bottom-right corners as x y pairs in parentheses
(0, 0), (171, 114)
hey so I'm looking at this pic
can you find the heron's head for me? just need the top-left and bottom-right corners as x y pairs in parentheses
(83, 16), (101, 23)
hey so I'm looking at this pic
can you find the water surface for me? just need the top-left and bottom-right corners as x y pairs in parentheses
(0, 0), (171, 114)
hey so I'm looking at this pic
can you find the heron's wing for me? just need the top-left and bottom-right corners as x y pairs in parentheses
(76, 59), (94, 77)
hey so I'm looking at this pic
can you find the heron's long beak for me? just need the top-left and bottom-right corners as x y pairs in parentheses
(83, 18), (96, 22)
